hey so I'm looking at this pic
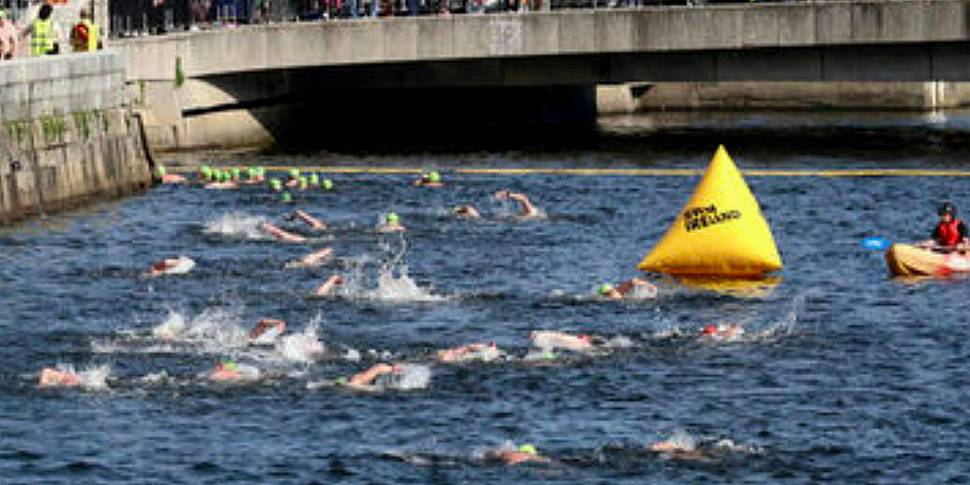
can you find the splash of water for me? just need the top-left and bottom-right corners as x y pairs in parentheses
(203, 212), (268, 239)
(276, 324), (326, 363)
(379, 364), (431, 390)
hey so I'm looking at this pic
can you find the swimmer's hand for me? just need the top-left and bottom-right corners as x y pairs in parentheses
(494, 190), (511, 200)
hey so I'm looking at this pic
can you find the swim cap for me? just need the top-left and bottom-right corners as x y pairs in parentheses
(428, 171), (441, 183)
(270, 178), (282, 191)
(156, 165), (166, 177)
(231, 168), (241, 179)
(220, 360), (238, 371)
(702, 324), (717, 335)
(222, 171), (232, 182)
(322, 179), (333, 190)
(518, 444), (537, 455)
(289, 168), (300, 179)
(597, 283), (614, 295)
(386, 212), (399, 224)
(299, 177), (308, 189)
(309, 174), (319, 186)
(542, 350), (556, 360)
(940, 202), (957, 216)
(281, 192), (293, 203)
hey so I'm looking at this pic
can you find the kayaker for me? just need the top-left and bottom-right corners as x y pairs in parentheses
(920, 202), (969, 250)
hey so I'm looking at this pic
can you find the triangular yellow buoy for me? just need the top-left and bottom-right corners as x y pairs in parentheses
(638, 145), (782, 277)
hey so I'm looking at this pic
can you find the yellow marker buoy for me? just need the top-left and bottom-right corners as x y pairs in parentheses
(638, 145), (782, 277)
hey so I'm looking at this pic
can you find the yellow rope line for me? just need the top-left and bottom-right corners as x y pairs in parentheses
(167, 166), (970, 177)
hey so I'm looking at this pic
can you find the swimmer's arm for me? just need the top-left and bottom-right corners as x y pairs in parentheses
(314, 275), (343, 296)
(294, 210), (326, 229)
(615, 278), (655, 296)
(349, 363), (393, 386)
(508, 193), (536, 216)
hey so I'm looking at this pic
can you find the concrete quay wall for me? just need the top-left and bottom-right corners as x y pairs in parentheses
(0, 53), (152, 224)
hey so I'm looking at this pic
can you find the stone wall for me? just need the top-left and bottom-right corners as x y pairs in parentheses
(0, 52), (152, 224)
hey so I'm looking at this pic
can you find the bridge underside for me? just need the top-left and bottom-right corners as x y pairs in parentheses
(147, 41), (970, 151)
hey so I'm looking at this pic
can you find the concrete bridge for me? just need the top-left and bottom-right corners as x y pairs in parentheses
(115, 0), (970, 150)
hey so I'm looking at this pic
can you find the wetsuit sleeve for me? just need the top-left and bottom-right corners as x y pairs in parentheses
(960, 221), (969, 239)
(931, 225), (942, 240)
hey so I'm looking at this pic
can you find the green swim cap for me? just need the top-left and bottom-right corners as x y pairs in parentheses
(428, 171), (441, 183)
(386, 212), (399, 224)
(322, 179), (333, 191)
(221, 360), (238, 371)
(542, 350), (556, 360)
(222, 171), (232, 182)
(269, 178), (282, 191)
(289, 168), (300, 179)
(518, 444), (537, 455)
(281, 191), (293, 203)
(597, 283), (615, 295)
(231, 168), (241, 179)
(156, 165), (166, 177)
(299, 177), (308, 189)
(334, 376), (348, 385)
(309, 174), (319, 186)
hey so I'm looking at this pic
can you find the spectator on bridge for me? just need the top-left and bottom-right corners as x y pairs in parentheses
(22, 4), (60, 57)
(0, 10), (18, 60)
(70, 9), (101, 53)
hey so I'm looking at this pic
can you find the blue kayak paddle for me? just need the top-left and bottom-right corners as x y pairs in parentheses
(861, 237), (891, 250)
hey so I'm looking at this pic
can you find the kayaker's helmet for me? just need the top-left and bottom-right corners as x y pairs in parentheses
(939, 202), (957, 217)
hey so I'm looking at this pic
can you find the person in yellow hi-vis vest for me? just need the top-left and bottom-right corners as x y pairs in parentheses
(70, 8), (100, 52)
(21, 3), (60, 57)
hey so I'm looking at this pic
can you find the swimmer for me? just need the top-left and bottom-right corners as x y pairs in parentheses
(288, 209), (326, 230)
(331, 363), (403, 391)
(143, 255), (196, 277)
(285, 168), (301, 188)
(287, 247), (333, 269)
(452, 205), (481, 220)
(156, 165), (187, 184)
(597, 278), (658, 300)
(314, 274), (343, 296)
(209, 360), (259, 382)
(204, 175), (238, 190)
(414, 171), (443, 187)
(529, 330), (599, 353)
(700, 323), (745, 341)
(38, 367), (81, 388)
(248, 318), (286, 345)
(378, 212), (406, 233)
(436, 342), (502, 363)
(484, 444), (551, 466)
(494, 189), (539, 218)
(321, 179), (334, 191)
(259, 222), (307, 243)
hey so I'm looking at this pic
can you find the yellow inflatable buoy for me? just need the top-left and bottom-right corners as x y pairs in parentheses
(638, 145), (782, 277)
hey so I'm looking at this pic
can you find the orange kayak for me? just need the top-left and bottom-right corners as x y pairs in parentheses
(885, 243), (970, 277)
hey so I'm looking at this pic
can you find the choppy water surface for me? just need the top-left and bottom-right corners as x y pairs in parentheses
(4, 112), (970, 483)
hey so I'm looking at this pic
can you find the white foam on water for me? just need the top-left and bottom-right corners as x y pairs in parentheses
(48, 363), (111, 391)
(662, 429), (697, 452)
(153, 310), (187, 341)
(203, 212), (268, 239)
(276, 324), (326, 363)
(371, 267), (445, 302)
(382, 364), (431, 391)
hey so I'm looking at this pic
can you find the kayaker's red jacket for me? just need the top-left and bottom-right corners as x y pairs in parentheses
(932, 218), (969, 246)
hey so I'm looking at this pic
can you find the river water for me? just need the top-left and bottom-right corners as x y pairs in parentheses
(3, 111), (970, 483)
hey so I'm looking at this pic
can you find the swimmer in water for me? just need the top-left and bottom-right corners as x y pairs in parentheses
(248, 318), (286, 345)
(156, 165), (187, 184)
(484, 444), (551, 466)
(700, 323), (745, 341)
(530, 330), (599, 353)
(597, 278), (658, 300)
(287, 247), (333, 269)
(285, 168), (301, 188)
(378, 212), (406, 233)
(259, 222), (307, 243)
(205, 171), (238, 190)
(649, 433), (746, 461)
(314, 274), (343, 296)
(494, 189), (539, 218)
(436, 342), (502, 363)
(332, 363), (404, 391)
(38, 367), (81, 388)
(414, 171), (443, 187)
(452, 205), (481, 220)
(209, 360), (259, 382)
(287, 210), (326, 230)
(143, 256), (196, 277)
